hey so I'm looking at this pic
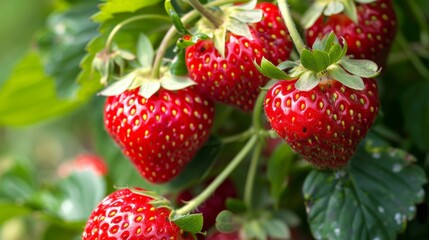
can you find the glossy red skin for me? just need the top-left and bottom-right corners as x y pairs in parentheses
(186, 3), (292, 112)
(264, 79), (379, 168)
(83, 188), (193, 240)
(306, 0), (397, 67)
(177, 178), (237, 232)
(104, 87), (214, 183)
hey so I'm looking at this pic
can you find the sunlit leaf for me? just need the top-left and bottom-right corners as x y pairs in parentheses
(93, 0), (163, 22)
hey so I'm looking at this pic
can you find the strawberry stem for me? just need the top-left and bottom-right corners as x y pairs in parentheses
(151, 0), (240, 79)
(175, 135), (258, 216)
(187, 0), (223, 28)
(278, 0), (306, 53)
(221, 128), (254, 144)
(244, 141), (263, 207)
(105, 15), (171, 52)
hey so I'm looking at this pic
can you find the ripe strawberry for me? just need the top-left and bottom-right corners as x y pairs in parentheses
(57, 154), (108, 177)
(186, 2), (292, 112)
(264, 78), (379, 168)
(177, 178), (237, 232)
(305, 0), (397, 67)
(104, 87), (214, 183)
(82, 188), (193, 240)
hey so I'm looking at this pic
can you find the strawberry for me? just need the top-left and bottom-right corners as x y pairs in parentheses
(264, 78), (379, 168)
(185, 2), (292, 112)
(177, 178), (237, 232)
(304, 0), (397, 67)
(82, 188), (193, 240)
(57, 154), (108, 177)
(104, 87), (214, 183)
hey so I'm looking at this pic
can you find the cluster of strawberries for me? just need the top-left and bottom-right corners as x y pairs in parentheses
(83, 0), (397, 239)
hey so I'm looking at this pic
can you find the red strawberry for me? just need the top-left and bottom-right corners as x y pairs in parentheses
(104, 87), (214, 183)
(186, 2), (292, 112)
(82, 188), (193, 240)
(305, 0), (397, 67)
(264, 78), (379, 168)
(177, 178), (237, 232)
(57, 154), (108, 177)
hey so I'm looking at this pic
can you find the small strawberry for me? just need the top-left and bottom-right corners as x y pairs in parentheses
(185, 2), (292, 112)
(82, 188), (193, 240)
(258, 32), (380, 168)
(303, 0), (397, 67)
(104, 86), (214, 183)
(177, 178), (237, 232)
(57, 154), (108, 177)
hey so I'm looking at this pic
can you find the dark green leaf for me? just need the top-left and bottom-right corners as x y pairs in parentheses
(173, 214), (204, 234)
(267, 144), (294, 207)
(0, 52), (79, 126)
(255, 57), (291, 80)
(216, 210), (238, 233)
(401, 83), (429, 151)
(226, 198), (247, 214)
(37, 2), (99, 98)
(165, 136), (222, 190)
(0, 160), (38, 203)
(300, 49), (330, 72)
(303, 142), (427, 240)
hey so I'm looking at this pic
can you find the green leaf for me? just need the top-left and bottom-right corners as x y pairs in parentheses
(93, 0), (163, 22)
(327, 65), (364, 90)
(243, 220), (266, 240)
(138, 78), (161, 99)
(255, 57), (291, 80)
(301, 2), (326, 29)
(262, 219), (291, 239)
(173, 214), (204, 234)
(343, 0), (358, 23)
(0, 202), (31, 224)
(267, 144), (294, 208)
(339, 58), (380, 78)
(229, 9), (263, 24)
(401, 83), (429, 151)
(301, 49), (331, 72)
(226, 198), (247, 214)
(98, 72), (135, 96)
(225, 18), (253, 41)
(37, 2), (98, 98)
(328, 44), (344, 65)
(165, 0), (190, 35)
(303, 143), (427, 240)
(295, 71), (320, 91)
(137, 34), (154, 68)
(216, 210), (238, 233)
(49, 171), (106, 222)
(165, 136), (222, 190)
(0, 52), (78, 126)
(170, 49), (188, 75)
(0, 160), (38, 202)
(160, 73), (196, 91)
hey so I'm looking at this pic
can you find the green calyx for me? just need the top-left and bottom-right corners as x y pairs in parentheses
(98, 33), (196, 99)
(256, 32), (380, 91)
(194, 0), (263, 57)
(301, 0), (377, 28)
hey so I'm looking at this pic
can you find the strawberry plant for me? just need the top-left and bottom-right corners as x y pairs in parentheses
(0, 0), (428, 239)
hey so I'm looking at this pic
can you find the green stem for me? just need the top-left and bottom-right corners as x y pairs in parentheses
(187, 0), (223, 28)
(151, 0), (239, 79)
(175, 136), (258, 216)
(244, 141), (263, 207)
(396, 33), (429, 80)
(252, 90), (266, 131)
(278, 0), (306, 53)
(221, 128), (254, 144)
(105, 15), (171, 51)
